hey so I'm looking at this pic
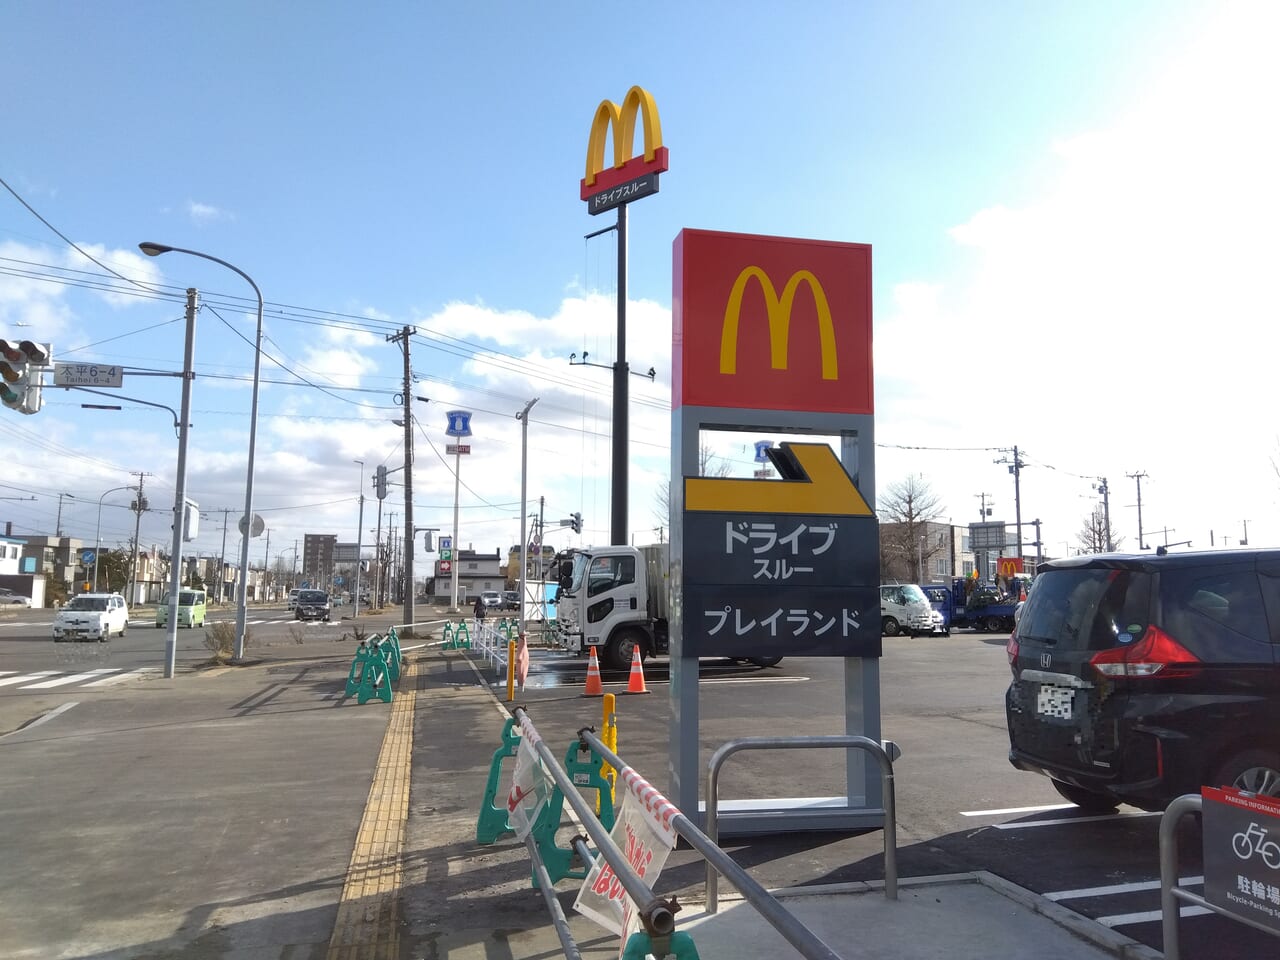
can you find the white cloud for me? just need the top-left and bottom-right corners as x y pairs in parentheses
(186, 200), (234, 224)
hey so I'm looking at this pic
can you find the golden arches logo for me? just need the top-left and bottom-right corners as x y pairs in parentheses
(584, 85), (663, 187)
(998, 559), (1020, 578)
(719, 267), (838, 380)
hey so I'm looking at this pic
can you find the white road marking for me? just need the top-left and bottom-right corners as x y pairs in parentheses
(21, 668), (121, 689)
(0, 701), (79, 739)
(1047, 876), (1203, 900)
(1098, 905), (1212, 927)
(961, 803), (1073, 817)
(84, 667), (161, 687)
(992, 810), (1161, 830)
(0, 671), (60, 687)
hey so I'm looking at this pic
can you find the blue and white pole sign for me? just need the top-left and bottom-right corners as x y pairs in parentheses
(754, 440), (774, 463)
(445, 410), (473, 437)
(81, 549), (96, 565)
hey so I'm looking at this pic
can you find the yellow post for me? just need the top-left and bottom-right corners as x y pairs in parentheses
(601, 693), (617, 805)
(506, 639), (517, 702)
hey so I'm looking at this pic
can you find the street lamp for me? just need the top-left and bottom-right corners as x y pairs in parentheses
(515, 397), (539, 637)
(93, 484), (137, 592)
(140, 242), (263, 662)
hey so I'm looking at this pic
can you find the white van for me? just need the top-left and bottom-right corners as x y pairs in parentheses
(879, 583), (934, 637)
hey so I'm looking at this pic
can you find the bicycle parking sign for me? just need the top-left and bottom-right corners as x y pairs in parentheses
(1203, 785), (1280, 933)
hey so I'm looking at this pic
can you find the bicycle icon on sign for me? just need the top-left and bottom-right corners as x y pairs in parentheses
(1232, 822), (1280, 869)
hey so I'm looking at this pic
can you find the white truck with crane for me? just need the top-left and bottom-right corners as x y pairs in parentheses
(553, 542), (783, 671)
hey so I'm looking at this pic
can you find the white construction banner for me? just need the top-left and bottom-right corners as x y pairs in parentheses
(505, 729), (553, 841)
(574, 768), (679, 948)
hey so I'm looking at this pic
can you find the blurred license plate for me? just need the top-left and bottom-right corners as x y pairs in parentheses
(1036, 684), (1074, 720)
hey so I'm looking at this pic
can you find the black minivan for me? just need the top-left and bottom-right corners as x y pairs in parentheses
(1006, 549), (1280, 812)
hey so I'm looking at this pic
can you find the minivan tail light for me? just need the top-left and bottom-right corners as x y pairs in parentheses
(1005, 634), (1019, 675)
(1089, 625), (1201, 679)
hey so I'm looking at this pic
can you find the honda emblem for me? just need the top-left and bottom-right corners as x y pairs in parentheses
(1040, 652), (1053, 669)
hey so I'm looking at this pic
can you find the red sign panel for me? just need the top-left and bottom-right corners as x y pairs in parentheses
(673, 229), (872, 414)
(438, 560), (452, 574)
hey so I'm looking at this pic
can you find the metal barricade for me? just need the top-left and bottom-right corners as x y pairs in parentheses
(704, 736), (899, 913)
(577, 727), (850, 960)
(1159, 793), (1280, 960)
(472, 620), (509, 675)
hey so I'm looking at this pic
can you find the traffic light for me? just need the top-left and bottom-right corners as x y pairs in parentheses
(374, 465), (388, 500)
(0, 339), (51, 415)
(570, 512), (583, 534)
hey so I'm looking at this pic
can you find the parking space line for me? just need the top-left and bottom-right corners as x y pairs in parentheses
(992, 811), (1160, 830)
(1098, 905), (1212, 927)
(1047, 876), (1203, 900)
(961, 803), (1072, 817)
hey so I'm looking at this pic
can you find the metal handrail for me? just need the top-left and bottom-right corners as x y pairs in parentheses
(578, 727), (847, 960)
(1160, 793), (1280, 960)
(513, 709), (677, 939)
(705, 736), (898, 913)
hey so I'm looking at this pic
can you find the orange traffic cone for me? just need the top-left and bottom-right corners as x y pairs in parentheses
(623, 645), (650, 695)
(582, 646), (604, 697)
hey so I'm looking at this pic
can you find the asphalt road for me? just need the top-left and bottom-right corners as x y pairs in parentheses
(506, 630), (1275, 958)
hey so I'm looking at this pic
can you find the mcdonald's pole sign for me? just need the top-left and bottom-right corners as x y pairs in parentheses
(672, 229), (872, 414)
(580, 85), (669, 216)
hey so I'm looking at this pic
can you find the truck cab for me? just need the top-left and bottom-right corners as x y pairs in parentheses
(556, 546), (662, 670)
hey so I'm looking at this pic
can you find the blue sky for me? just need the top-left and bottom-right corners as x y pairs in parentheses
(3, 0), (1276, 583)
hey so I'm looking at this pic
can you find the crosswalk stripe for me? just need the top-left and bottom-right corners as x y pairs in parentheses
(84, 667), (161, 687)
(0, 671), (60, 687)
(21, 668), (121, 689)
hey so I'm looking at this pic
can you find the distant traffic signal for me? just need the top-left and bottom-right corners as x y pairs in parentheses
(0, 339), (51, 415)
(570, 512), (583, 534)
(374, 465), (388, 500)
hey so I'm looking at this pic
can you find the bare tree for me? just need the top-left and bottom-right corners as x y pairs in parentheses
(1076, 507), (1125, 554)
(878, 475), (946, 582)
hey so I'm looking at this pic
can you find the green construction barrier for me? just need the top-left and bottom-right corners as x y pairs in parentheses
(371, 636), (400, 684)
(383, 628), (403, 679)
(441, 622), (453, 647)
(476, 717), (521, 844)
(528, 737), (617, 888)
(621, 931), (700, 959)
(455, 620), (470, 649)
(344, 640), (393, 705)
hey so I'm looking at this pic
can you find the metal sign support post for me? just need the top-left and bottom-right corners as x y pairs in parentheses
(669, 409), (883, 833)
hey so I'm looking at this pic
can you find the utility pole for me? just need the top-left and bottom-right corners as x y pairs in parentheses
(387, 326), (416, 631)
(538, 495), (546, 577)
(995, 448), (1024, 562)
(262, 526), (270, 600)
(974, 492), (992, 520)
(1242, 519), (1250, 546)
(128, 471), (152, 605)
(1127, 471), (1149, 550)
(1094, 478), (1113, 551)
(374, 495), (384, 607)
(1031, 518), (1043, 567)
(516, 397), (539, 637)
(214, 508), (232, 603)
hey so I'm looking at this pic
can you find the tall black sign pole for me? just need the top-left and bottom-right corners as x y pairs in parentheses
(611, 202), (628, 545)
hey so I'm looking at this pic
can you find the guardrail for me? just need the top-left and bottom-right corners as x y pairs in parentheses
(1160, 793), (1280, 960)
(703, 735), (899, 914)
(471, 620), (510, 675)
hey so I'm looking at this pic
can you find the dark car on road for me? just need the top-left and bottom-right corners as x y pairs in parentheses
(1005, 549), (1280, 812)
(294, 589), (331, 622)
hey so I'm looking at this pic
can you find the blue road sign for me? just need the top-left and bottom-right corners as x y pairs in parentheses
(440, 536), (453, 550)
(301, 580), (310, 589)
(334, 576), (344, 586)
(81, 549), (96, 565)
(445, 410), (473, 437)
(754, 440), (773, 463)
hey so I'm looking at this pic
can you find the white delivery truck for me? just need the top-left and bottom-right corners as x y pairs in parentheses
(553, 543), (783, 671)
(879, 583), (935, 637)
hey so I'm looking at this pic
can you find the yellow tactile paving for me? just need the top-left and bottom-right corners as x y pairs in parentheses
(327, 659), (417, 960)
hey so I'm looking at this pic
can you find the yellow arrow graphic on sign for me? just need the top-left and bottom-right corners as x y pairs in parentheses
(684, 442), (873, 516)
